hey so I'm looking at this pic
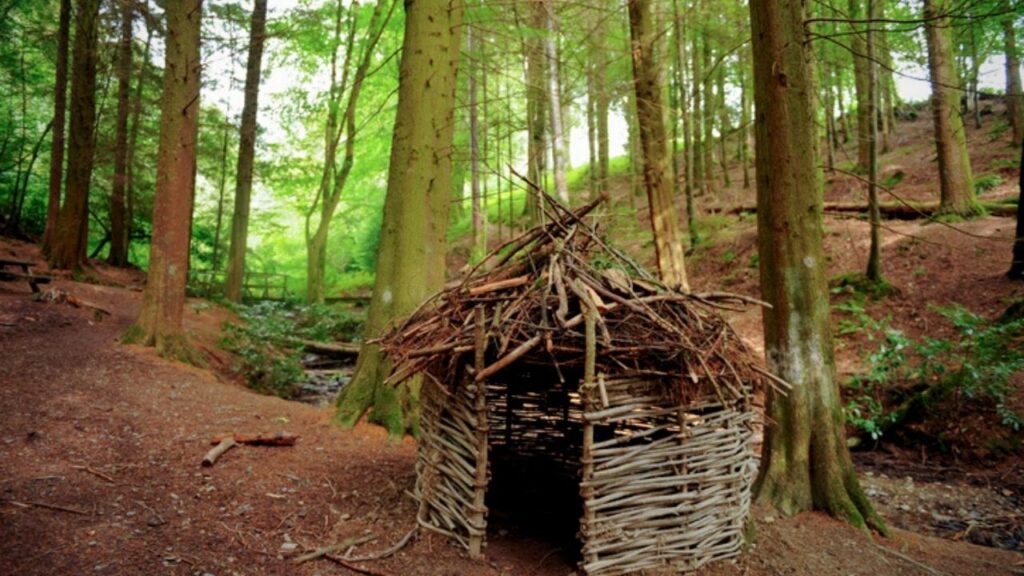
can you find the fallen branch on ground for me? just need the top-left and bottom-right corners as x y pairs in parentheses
(322, 554), (395, 576)
(4, 499), (90, 515)
(201, 438), (237, 467)
(294, 339), (361, 356)
(719, 199), (1017, 220)
(210, 432), (298, 446)
(293, 533), (377, 564)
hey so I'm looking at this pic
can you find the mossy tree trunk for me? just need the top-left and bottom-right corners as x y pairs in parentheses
(748, 0), (886, 533)
(335, 0), (463, 439)
(130, 0), (202, 359)
(49, 0), (101, 271)
(43, 0), (70, 255)
(107, 0), (133, 267)
(225, 0), (268, 302)
(627, 0), (689, 291)
(924, 0), (979, 216)
(1008, 144), (1024, 277)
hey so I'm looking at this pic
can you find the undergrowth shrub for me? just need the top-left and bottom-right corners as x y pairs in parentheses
(221, 302), (364, 397)
(842, 304), (1024, 449)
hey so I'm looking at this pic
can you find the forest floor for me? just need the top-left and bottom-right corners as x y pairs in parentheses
(1, 239), (1022, 575)
(3, 106), (1024, 574)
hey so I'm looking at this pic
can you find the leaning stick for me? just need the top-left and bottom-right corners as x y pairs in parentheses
(201, 438), (237, 467)
(474, 333), (542, 382)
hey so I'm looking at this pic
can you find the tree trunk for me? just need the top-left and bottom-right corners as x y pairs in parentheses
(49, 0), (101, 271)
(129, 0), (202, 359)
(628, 0), (689, 291)
(1004, 1), (1024, 147)
(225, 0), (268, 302)
(865, 0), (882, 282)
(691, 27), (704, 198)
(594, 11), (609, 198)
(43, 0), (71, 254)
(468, 23), (484, 258)
(108, 0), (133, 266)
(701, 29), (714, 194)
(125, 23), (154, 264)
(542, 0), (569, 204)
(716, 63), (731, 188)
(849, 0), (871, 171)
(924, 0), (979, 216)
(335, 0), (464, 439)
(212, 117), (232, 273)
(305, 0), (391, 304)
(524, 0), (546, 225)
(748, 0), (886, 533)
(1009, 143), (1024, 278)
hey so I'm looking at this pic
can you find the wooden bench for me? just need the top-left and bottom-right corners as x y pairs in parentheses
(0, 258), (51, 293)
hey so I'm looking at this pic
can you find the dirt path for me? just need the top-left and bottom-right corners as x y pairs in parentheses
(1, 260), (1022, 575)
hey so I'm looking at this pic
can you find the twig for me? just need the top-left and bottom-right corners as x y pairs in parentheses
(5, 499), (90, 515)
(72, 464), (116, 484)
(873, 542), (948, 576)
(322, 554), (395, 576)
(293, 533), (377, 564)
(344, 527), (417, 562)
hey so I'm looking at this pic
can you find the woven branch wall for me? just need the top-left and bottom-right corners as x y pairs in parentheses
(579, 378), (755, 576)
(411, 365), (756, 576)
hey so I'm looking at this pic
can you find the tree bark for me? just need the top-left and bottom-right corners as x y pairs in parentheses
(129, 0), (202, 358)
(524, 0), (547, 224)
(125, 23), (154, 264)
(866, 0), (882, 282)
(849, 0), (871, 171)
(1009, 143), (1024, 278)
(108, 0), (133, 266)
(628, 0), (689, 291)
(748, 0), (886, 533)
(335, 0), (463, 439)
(43, 0), (71, 254)
(1003, 1), (1024, 147)
(49, 0), (101, 270)
(542, 0), (568, 204)
(468, 23), (484, 258)
(924, 0), (979, 216)
(225, 0), (268, 302)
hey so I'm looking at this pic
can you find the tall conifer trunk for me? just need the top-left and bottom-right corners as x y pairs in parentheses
(749, 0), (886, 532)
(628, 0), (688, 291)
(225, 0), (268, 302)
(129, 0), (202, 358)
(43, 0), (71, 254)
(335, 0), (464, 438)
(108, 0), (133, 266)
(1003, 1), (1024, 147)
(924, 0), (979, 216)
(49, 0), (101, 270)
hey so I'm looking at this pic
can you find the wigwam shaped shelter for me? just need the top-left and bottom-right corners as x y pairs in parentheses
(381, 193), (770, 575)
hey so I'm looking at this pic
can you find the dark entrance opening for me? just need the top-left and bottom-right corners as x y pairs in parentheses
(485, 364), (585, 559)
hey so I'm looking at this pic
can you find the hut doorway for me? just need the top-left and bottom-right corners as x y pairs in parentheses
(484, 364), (585, 555)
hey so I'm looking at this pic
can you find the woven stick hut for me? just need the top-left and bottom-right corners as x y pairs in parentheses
(381, 192), (771, 575)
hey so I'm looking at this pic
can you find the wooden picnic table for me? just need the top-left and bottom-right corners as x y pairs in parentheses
(0, 258), (51, 293)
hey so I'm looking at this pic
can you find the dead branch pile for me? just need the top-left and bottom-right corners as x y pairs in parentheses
(381, 193), (769, 408)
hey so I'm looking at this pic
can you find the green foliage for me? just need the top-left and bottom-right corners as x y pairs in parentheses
(881, 170), (905, 189)
(221, 301), (364, 397)
(973, 173), (1002, 195)
(843, 305), (1024, 440)
(987, 120), (1010, 142)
